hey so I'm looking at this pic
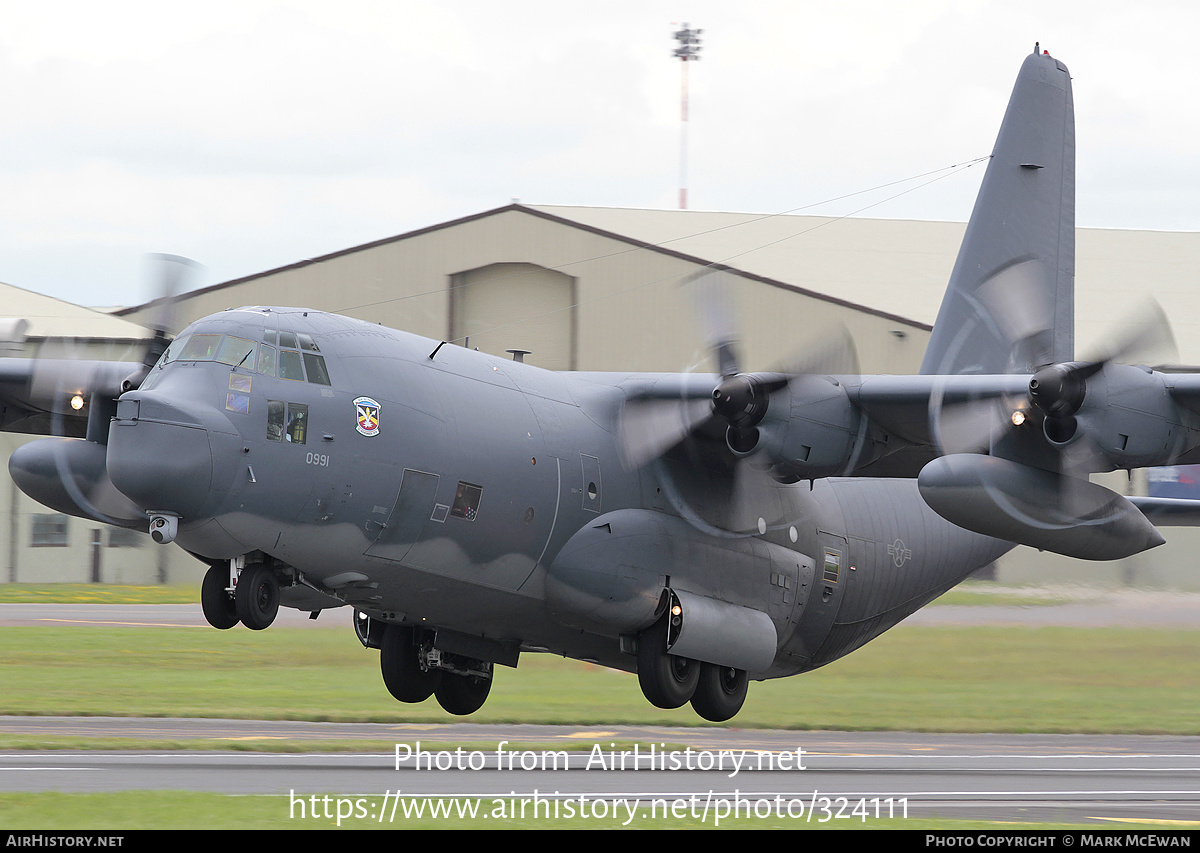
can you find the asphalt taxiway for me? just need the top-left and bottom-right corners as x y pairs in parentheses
(1, 718), (1198, 825)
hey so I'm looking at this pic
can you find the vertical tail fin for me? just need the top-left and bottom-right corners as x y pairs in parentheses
(920, 49), (1075, 376)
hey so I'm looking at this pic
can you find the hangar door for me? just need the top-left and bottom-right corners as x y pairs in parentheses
(449, 262), (576, 371)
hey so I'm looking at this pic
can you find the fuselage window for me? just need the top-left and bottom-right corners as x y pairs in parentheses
(822, 550), (841, 584)
(286, 403), (308, 444)
(451, 482), (483, 520)
(266, 400), (285, 441)
(279, 350), (306, 381)
(266, 401), (307, 444)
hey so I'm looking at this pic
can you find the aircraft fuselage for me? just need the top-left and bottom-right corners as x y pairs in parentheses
(110, 306), (1011, 679)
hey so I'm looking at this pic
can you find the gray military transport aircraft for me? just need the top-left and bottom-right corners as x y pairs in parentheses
(4, 47), (1199, 722)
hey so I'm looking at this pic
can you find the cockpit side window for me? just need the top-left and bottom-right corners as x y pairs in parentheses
(279, 349), (306, 381)
(256, 344), (277, 377)
(161, 336), (189, 366)
(302, 353), (331, 385)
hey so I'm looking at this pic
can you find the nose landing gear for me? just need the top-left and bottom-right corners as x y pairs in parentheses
(236, 563), (280, 631)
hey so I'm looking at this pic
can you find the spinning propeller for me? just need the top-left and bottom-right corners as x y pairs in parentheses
(618, 270), (863, 535)
(931, 287), (1178, 471)
(921, 280), (1181, 560)
(7, 255), (199, 529)
(121, 254), (198, 392)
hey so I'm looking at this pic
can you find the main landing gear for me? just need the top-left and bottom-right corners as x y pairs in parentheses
(201, 561), (280, 631)
(370, 620), (494, 716)
(637, 615), (749, 723)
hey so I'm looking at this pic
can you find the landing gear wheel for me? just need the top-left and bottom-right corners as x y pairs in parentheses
(434, 673), (492, 716)
(690, 663), (748, 723)
(380, 625), (441, 703)
(201, 563), (238, 629)
(637, 617), (699, 709)
(235, 563), (279, 630)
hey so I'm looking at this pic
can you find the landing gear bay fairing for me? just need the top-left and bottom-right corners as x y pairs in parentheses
(7, 49), (1200, 721)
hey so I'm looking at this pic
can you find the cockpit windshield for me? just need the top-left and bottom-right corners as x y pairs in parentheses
(150, 331), (332, 387)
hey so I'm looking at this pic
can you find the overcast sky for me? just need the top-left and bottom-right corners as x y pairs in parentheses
(2, 0), (1198, 309)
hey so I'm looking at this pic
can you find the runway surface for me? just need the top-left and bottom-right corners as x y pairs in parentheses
(2, 718), (1198, 825)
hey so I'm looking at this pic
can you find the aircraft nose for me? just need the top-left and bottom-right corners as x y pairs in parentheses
(106, 396), (215, 517)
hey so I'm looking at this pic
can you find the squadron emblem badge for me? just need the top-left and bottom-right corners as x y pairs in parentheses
(354, 397), (381, 437)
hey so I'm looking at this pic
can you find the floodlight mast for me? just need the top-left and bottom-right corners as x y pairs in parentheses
(673, 23), (702, 209)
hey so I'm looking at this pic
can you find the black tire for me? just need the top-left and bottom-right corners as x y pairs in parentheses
(434, 672), (492, 716)
(690, 663), (748, 723)
(380, 625), (441, 703)
(200, 563), (238, 630)
(235, 563), (279, 630)
(637, 617), (699, 709)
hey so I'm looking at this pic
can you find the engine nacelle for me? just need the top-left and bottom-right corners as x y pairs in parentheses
(1075, 364), (1195, 468)
(729, 376), (885, 479)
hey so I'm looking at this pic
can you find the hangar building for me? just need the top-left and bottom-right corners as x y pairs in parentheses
(8, 203), (1200, 587)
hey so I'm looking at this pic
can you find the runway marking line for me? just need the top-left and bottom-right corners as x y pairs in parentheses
(30, 619), (202, 628)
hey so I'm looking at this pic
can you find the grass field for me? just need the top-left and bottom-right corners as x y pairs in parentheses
(0, 581), (1090, 606)
(1, 620), (1197, 737)
(0, 791), (1145, 831)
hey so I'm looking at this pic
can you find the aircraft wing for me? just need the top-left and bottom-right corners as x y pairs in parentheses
(849, 374), (1033, 448)
(0, 358), (138, 436)
(1165, 375), (1200, 416)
